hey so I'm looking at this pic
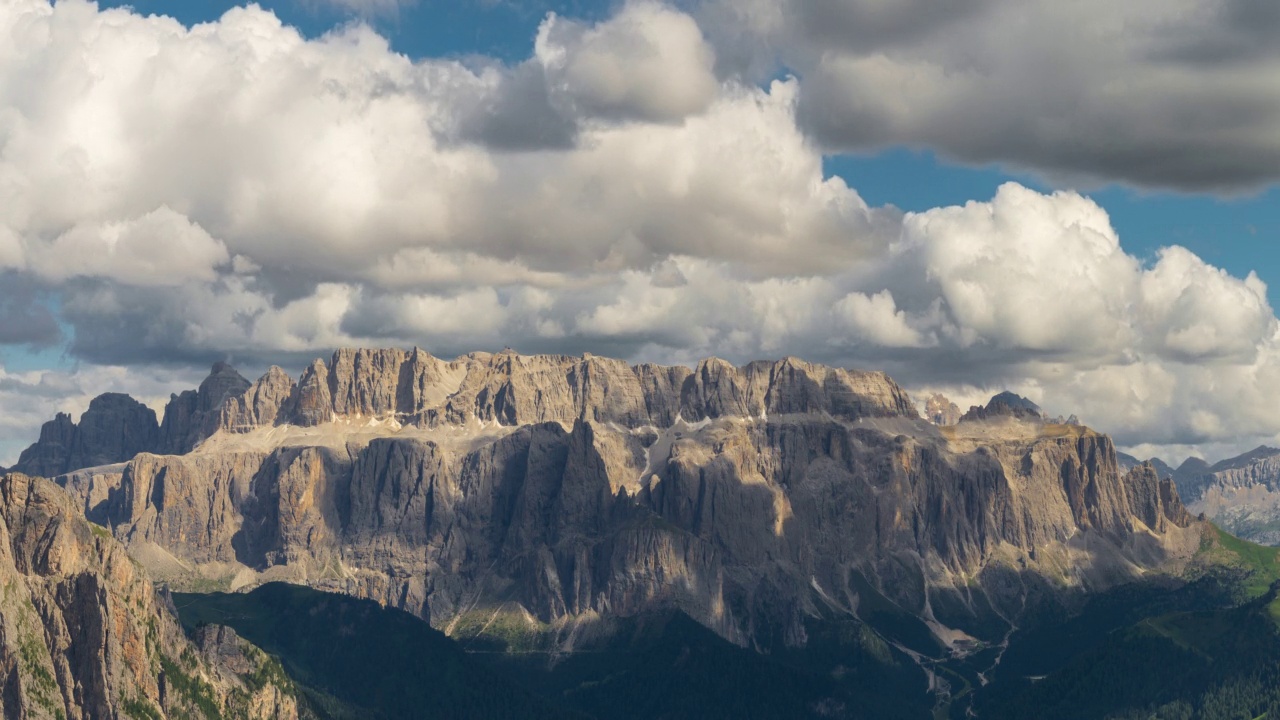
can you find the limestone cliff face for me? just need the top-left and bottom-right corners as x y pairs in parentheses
(13, 349), (919, 478)
(1183, 447), (1280, 545)
(109, 452), (268, 564)
(0, 472), (297, 720)
(220, 349), (919, 434)
(27, 351), (1204, 653)
(220, 366), (296, 433)
(75, 379), (1200, 651)
(1123, 462), (1194, 533)
(159, 362), (252, 454)
(12, 394), (159, 478)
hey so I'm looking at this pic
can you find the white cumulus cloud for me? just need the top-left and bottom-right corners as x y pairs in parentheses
(0, 0), (1278, 467)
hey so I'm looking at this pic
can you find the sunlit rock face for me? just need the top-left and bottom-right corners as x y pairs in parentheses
(159, 361), (253, 455)
(924, 393), (962, 426)
(32, 349), (1200, 651)
(0, 472), (298, 720)
(1176, 446), (1280, 546)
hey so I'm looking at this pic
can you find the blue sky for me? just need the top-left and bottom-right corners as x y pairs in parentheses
(827, 151), (1280, 305)
(3, 0), (1280, 465)
(100, 0), (619, 61)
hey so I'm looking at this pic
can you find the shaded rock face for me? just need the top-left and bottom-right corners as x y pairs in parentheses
(29, 349), (1202, 655)
(85, 399), (1197, 651)
(1173, 456), (1213, 500)
(160, 362), (252, 454)
(221, 366), (296, 433)
(1123, 463), (1194, 532)
(12, 394), (159, 478)
(0, 473), (297, 720)
(11, 412), (76, 478)
(193, 625), (251, 675)
(959, 392), (1045, 423)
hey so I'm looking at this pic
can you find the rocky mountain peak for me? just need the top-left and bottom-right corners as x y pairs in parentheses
(221, 365), (297, 433)
(11, 393), (159, 478)
(1210, 445), (1280, 472)
(198, 362), (252, 408)
(1177, 456), (1210, 475)
(1123, 462), (1194, 532)
(959, 391), (1044, 422)
(159, 361), (252, 454)
(924, 393), (962, 425)
(1179, 446), (1280, 545)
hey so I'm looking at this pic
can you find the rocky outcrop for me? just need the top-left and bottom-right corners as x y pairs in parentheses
(13, 350), (921, 479)
(290, 359), (334, 427)
(11, 394), (159, 478)
(11, 363), (257, 479)
(1111, 447), (1280, 546)
(1180, 447), (1280, 545)
(924, 393), (962, 426)
(220, 366), (296, 433)
(1117, 452), (1178, 483)
(159, 362), (252, 454)
(1123, 462), (1194, 532)
(0, 472), (297, 719)
(76, 363), (1201, 652)
(959, 391), (1045, 423)
(12, 411), (77, 478)
(25, 350), (1205, 658)
(251, 349), (918, 433)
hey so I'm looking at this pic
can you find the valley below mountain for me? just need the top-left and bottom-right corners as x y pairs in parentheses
(4, 347), (1280, 718)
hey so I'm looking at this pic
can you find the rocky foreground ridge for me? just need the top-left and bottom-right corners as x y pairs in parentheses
(12, 348), (1202, 657)
(0, 471), (298, 719)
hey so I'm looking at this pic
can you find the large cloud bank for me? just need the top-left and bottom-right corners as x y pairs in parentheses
(0, 0), (1278, 465)
(703, 0), (1280, 191)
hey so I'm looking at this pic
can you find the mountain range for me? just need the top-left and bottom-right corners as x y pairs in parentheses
(2, 348), (1277, 718)
(1117, 446), (1280, 546)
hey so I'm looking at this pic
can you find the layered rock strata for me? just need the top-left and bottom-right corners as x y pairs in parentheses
(34, 350), (1202, 653)
(11, 394), (159, 478)
(1181, 447), (1280, 545)
(159, 361), (252, 454)
(0, 472), (297, 719)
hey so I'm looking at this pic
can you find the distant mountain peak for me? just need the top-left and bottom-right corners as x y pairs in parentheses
(959, 391), (1044, 422)
(1177, 456), (1210, 473)
(924, 393), (962, 425)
